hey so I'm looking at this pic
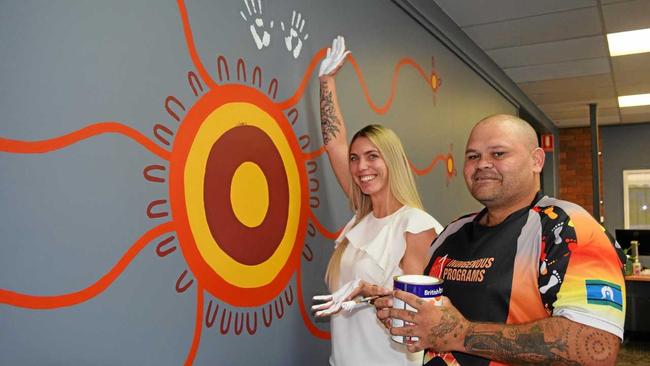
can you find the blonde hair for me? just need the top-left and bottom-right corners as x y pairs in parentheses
(325, 125), (424, 290)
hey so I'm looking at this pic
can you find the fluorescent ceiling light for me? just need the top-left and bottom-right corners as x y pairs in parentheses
(618, 93), (650, 108)
(607, 28), (650, 56)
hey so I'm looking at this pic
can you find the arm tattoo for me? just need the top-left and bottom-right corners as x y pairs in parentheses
(320, 83), (340, 145)
(464, 323), (581, 366)
(463, 318), (618, 366)
(572, 325), (616, 365)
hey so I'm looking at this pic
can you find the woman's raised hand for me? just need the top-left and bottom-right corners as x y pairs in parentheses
(318, 35), (350, 78)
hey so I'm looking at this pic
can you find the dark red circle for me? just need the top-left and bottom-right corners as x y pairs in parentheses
(203, 125), (289, 265)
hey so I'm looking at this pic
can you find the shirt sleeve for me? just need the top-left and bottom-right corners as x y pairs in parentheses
(335, 214), (357, 246)
(402, 208), (445, 236)
(538, 203), (626, 339)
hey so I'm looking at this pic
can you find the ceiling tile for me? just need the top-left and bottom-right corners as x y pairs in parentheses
(620, 105), (650, 115)
(432, 0), (650, 127)
(544, 105), (618, 120)
(555, 114), (620, 127)
(434, 0), (596, 27)
(614, 78), (650, 92)
(519, 74), (613, 92)
(462, 7), (602, 50)
(559, 98), (620, 109)
(602, 0), (650, 33)
(504, 57), (610, 82)
(611, 53), (650, 91)
(621, 115), (650, 123)
(620, 105), (650, 123)
(486, 36), (607, 68)
(526, 88), (616, 105)
(540, 98), (619, 112)
(518, 74), (616, 105)
(612, 52), (650, 73)
(540, 98), (619, 127)
(598, 117), (624, 125)
(617, 83), (650, 96)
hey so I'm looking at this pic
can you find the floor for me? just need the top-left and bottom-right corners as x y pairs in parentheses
(617, 332), (650, 365)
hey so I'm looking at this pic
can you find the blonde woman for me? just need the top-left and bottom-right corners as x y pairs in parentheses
(315, 36), (444, 366)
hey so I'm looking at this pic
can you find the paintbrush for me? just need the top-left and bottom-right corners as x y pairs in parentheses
(340, 295), (380, 311)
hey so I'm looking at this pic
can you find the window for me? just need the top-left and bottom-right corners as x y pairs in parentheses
(623, 169), (650, 229)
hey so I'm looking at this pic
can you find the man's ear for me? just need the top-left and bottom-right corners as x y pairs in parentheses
(532, 147), (545, 173)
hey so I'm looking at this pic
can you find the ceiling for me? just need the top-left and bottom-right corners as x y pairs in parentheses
(433, 0), (650, 128)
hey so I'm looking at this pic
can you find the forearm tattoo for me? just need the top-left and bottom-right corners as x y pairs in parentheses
(463, 319), (617, 366)
(319, 82), (340, 145)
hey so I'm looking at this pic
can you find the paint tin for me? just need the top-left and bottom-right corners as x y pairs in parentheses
(391, 274), (443, 343)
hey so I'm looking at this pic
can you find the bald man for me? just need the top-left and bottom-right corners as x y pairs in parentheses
(376, 115), (626, 365)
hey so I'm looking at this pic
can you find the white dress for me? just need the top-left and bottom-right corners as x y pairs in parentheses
(329, 206), (444, 366)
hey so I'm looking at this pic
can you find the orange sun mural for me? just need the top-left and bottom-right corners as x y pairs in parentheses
(0, 0), (454, 364)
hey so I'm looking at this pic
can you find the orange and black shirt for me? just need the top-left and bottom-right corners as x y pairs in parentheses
(423, 192), (625, 366)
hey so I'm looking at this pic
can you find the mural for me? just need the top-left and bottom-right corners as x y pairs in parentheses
(0, 1), (497, 364)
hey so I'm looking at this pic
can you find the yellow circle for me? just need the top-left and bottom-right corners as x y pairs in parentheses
(184, 102), (301, 288)
(447, 157), (454, 174)
(230, 162), (269, 228)
(431, 74), (438, 90)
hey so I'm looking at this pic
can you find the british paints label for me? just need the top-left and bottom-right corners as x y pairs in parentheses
(392, 275), (443, 344)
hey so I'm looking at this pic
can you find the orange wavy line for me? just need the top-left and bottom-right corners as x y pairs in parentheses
(184, 285), (203, 366)
(297, 263), (331, 340)
(409, 154), (448, 176)
(301, 145), (326, 161)
(276, 48), (328, 110)
(308, 210), (343, 240)
(348, 55), (430, 115)
(177, 0), (218, 90)
(0, 221), (175, 309)
(0, 122), (171, 161)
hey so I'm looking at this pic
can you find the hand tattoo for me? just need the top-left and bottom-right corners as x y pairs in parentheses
(426, 307), (466, 349)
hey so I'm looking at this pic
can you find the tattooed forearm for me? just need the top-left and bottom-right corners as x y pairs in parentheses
(462, 317), (618, 366)
(464, 324), (579, 365)
(320, 81), (340, 145)
(572, 324), (617, 365)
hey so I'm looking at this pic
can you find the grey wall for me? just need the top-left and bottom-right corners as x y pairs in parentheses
(396, 0), (559, 197)
(1, 1), (516, 365)
(602, 123), (650, 234)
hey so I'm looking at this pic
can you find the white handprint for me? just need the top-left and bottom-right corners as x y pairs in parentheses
(240, 0), (273, 50)
(281, 10), (309, 59)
